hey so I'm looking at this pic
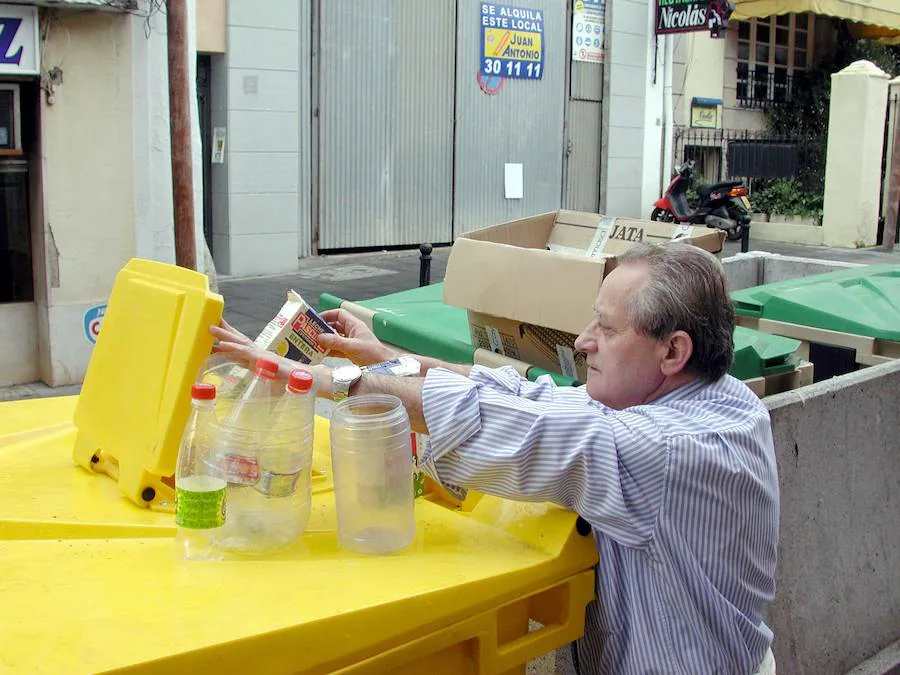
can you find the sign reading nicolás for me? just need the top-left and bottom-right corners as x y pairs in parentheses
(655, 0), (709, 34)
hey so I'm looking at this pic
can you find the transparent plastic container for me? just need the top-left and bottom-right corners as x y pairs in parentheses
(196, 356), (317, 555)
(330, 394), (416, 555)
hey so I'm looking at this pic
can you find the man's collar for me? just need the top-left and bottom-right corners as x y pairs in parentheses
(649, 376), (708, 406)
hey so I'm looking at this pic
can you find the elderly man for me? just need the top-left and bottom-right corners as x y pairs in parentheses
(211, 242), (779, 675)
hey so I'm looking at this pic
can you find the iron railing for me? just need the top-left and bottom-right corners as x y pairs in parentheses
(736, 69), (811, 109)
(673, 126), (825, 187)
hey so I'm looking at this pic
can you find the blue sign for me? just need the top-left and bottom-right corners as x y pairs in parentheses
(480, 3), (544, 81)
(83, 304), (106, 345)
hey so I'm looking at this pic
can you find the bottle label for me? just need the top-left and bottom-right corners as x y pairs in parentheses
(255, 470), (300, 498)
(215, 453), (260, 485)
(175, 484), (226, 530)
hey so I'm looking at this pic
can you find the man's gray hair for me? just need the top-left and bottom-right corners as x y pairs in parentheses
(616, 242), (735, 381)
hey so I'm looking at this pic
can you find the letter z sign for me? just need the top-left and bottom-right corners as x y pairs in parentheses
(0, 6), (38, 75)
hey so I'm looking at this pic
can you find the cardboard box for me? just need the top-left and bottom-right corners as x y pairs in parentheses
(443, 210), (725, 381)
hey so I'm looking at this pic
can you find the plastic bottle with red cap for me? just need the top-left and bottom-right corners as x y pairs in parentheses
(215, 356), (281, 487)
(175, 382), (226, 561)
(270, 368), (315, 433)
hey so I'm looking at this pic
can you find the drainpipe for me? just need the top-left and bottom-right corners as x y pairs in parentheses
(167, 0), (196, 270)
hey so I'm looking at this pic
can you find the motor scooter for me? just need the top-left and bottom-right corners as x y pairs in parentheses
(651, 160), (752, 250)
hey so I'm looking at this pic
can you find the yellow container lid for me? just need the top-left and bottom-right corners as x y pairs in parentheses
(71, 258), (224, 509)
(0, 258), (599, 673)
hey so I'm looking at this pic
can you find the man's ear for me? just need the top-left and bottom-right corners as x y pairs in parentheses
(660, 330), (693, 376)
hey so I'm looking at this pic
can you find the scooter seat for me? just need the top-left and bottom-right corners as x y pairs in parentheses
(697, 181), (744, 199)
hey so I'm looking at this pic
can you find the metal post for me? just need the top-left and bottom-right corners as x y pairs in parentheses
(884, 94), (900, 252)
(740, 223), (750, 253)
(419, 243), (433, 287)
(167, 0), (196, 270)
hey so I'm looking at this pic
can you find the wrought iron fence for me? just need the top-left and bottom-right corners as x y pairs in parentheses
(736, 69), (811, 109)
(673, 126), (826, 190)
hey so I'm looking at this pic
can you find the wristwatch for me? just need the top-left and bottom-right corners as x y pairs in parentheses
(331, 364), (363, 402)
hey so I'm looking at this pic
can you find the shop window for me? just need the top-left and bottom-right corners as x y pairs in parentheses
(0, 81), (33, 304)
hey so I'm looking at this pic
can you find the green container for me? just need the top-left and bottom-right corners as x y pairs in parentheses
(731, 326), (801, 381)
(731, 264), (900, 341)
(321, 284), (803, 385)
(320, 286), (476, 367)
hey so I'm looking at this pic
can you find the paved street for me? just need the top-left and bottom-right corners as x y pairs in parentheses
(217, 237), (900, 342)
(3, 237), (899, 403)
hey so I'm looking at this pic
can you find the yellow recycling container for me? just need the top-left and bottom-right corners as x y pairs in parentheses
(0, 258), (598, 674)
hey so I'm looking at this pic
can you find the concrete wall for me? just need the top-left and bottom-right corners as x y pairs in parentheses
(748, 221), (824, 246)
(212, 0), (303, 277)
(763, 361), (900, 674)
(603, 0), (651, 218)
(22, 2), (206, 387)
(37, 11), (137, 386)
(721, 251), (862, 291)
(0, 304), (38, 386)
(673, 32), (725, 128)
(822, 61), (890, 248)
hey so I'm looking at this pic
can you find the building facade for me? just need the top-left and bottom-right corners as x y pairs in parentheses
(3, 0), (681, 388)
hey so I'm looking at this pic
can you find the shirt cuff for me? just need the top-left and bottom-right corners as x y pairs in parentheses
(420, 367), (484, 500)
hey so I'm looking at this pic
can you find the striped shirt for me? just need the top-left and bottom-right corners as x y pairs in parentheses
(420, 365), (779, 675)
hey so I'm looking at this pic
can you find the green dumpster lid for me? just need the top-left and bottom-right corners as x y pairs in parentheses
(321, 286), (803, 384)
(318, 292), (344, 313)
(731, 264), (900, 341)
(320, 285), (477, 366)
(731, 325), (801, 380)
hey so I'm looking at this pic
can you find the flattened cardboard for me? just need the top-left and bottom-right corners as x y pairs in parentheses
(468, 311), (587, 383)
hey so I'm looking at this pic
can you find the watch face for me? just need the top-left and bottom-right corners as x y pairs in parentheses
(333, 364), (362, 384)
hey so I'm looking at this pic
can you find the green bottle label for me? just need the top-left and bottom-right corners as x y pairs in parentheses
(413, 471), (426, 498)
(175, 478), (226, 529)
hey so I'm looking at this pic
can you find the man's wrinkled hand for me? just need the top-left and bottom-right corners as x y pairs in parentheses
(209, 319), (265, 369)
(318, 308), (397, 366)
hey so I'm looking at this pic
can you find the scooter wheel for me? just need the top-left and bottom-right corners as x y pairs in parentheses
(650, 208), (675, 222)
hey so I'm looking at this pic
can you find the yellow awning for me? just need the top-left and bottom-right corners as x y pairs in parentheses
(733, 0), (900, 31)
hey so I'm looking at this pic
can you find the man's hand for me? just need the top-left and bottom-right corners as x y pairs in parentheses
(210, 319), (332, 393)
(210, 319), (265, 368)
(318, 308), (397, 366)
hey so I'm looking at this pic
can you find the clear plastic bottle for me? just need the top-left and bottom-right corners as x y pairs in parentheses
(226, 357), (280, 429)
(217, 361), (317, 554)
(254, 368), (316, 521)
(215, 357), (280, 487)
(175, 383), (226, 561)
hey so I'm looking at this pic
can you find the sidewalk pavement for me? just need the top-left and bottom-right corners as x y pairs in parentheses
(3, 237), (900, 402)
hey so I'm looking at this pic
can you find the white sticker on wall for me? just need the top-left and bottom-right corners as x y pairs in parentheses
(486, 326), (505, 355)
(504, 163), (524, 199)
(557, 345), (578, 380)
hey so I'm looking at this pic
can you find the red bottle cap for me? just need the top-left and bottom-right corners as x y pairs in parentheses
(191, 383), (216, 400)
(255, 357), (279, 380)
(287, 369), (314, 393)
